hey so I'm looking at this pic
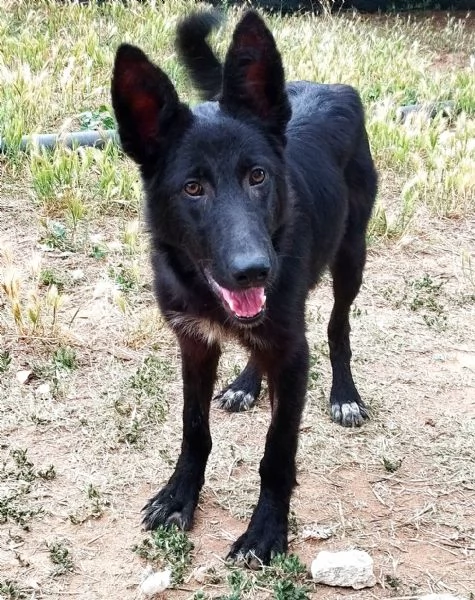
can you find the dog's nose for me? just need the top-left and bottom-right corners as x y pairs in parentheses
(231, 255), (270, 287)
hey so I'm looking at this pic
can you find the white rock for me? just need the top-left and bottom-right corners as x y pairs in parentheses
(140, 569), (171, 596)
(71, 268), (85, 281)
(36, 383), (51, 397)
(311, 549), (376, 589)
(16, 370), (33, 384)
(25, 579), (40, 591)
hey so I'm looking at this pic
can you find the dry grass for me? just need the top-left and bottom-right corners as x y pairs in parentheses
(1, 1), (474, 599)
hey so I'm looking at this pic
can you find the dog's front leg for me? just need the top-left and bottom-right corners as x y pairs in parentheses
(228, 337), (309, 567)
(142, 335), (220, 531)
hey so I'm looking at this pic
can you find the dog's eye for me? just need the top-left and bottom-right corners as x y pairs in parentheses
(184, 181), (204, 197)
(249, 168), (266, 186)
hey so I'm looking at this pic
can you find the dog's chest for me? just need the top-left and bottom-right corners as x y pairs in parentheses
(166, 312), (229, 345)
(165, 311), (269, 350)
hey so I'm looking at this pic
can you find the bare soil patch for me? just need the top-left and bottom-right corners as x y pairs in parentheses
(1, 198), (474, 598)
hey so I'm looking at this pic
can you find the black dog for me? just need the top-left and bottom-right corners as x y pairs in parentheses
(111, 10), (377, 566)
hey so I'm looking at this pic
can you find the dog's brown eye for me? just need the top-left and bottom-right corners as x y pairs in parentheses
(249, 168), (266, 186)
(184, 181), (204, 197)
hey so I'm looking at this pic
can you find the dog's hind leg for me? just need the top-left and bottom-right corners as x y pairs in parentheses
(142, 336), (220, 531)
(328, 225), (369, 427)
(214, 359), (262, 411)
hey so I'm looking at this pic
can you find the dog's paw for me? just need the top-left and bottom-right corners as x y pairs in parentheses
(330, 399), (369, 427)
(142, 482), (198, 531)
(215, 387), (257, 411)
(227, 522), (287, 568)
(214, 366), (262, 412)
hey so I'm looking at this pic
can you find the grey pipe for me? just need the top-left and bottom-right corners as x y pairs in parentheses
(396, 101), (456, 123)
(0, 129), (119, 153)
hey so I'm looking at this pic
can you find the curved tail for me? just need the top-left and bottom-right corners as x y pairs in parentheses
(175, 11), (224, 101)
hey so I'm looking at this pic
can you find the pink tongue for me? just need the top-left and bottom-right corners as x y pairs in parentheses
(219, 286), (266, 318)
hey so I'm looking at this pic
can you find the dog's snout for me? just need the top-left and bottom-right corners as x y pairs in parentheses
(231, 255), (270, 287)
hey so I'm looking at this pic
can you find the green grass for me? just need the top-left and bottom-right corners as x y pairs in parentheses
(133, 529), (312, 597)
(47, 540), (75, 576)
(1, 1), (474, 244)
(0, 350), (12, 373)
(407, 274), (448, 330)
(78, 105), (115, 131)
(52, 346), (77, 370)
(0, 580), (28, 600)
(39, 267), (66, 290)
(199, 554), (311, 599)
(0, 448), (54, 529)
(112, 354), (173, 444)
(133, 525), (194, 585)
(69, 484), (109, 525)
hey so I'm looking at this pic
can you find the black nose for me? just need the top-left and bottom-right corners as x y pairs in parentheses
(231, 255), (270, 287)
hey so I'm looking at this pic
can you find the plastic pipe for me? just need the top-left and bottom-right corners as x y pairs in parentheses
(0, 129), (119, 153)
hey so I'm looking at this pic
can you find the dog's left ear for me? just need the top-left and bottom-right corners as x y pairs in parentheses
(220, 11), (291, 143)
(111, 44), (191, 170)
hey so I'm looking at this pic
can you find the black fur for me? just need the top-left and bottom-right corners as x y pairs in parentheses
(111, 10), (377, 566)
(175, 11), (223, 101)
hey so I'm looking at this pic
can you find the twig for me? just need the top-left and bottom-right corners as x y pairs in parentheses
(424, 539), (460, 557)
(86, 532), (107, 545)
(439, 540), (475, 551)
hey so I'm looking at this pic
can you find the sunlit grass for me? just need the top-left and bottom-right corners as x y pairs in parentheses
(0, 246), (67, 336)
(0, 0), (474, 241)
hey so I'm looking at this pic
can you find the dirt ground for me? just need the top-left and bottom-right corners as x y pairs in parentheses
(1, 175), (474, 600)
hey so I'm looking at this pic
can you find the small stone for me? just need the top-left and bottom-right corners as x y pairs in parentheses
(71, 269), (85, 281)
(36, 383), (51, 397)
(311, 549), (376, 589)
(140, 569), (171, 596)
(16, 370), (33, 384)
(302, 523), (337, 540)
(25, 579), (40, 591)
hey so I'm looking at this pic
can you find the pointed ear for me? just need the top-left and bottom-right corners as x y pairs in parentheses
(220, 11), (291, 142)
(111, 44), (191, 168)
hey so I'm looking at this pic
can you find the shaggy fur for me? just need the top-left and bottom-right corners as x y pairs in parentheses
(111, 10), (377, 566)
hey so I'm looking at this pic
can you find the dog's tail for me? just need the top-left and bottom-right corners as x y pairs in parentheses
(176, 11), (223, 101)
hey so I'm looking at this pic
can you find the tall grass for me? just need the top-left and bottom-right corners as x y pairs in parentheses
(0, 0), (474, 237)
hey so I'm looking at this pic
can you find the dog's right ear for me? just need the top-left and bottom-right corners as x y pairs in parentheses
(220, 12), (291, 144)
(111, 44), (191, 168)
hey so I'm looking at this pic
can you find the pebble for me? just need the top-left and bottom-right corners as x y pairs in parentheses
(311, 549), (376, 589)
(140, 569), (171, 596)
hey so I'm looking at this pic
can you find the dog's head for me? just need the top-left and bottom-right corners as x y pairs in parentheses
(111, 12), (292, 325)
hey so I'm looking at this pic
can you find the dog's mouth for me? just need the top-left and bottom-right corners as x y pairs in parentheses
(218, 285), (266, 319)
(205, 272), (266, 321)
